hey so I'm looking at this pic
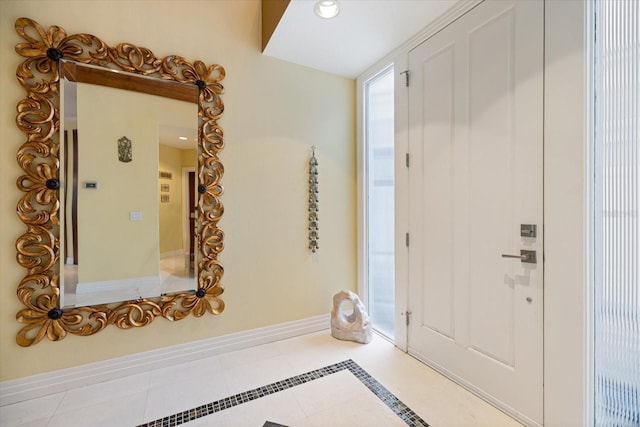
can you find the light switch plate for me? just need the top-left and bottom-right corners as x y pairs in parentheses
(129, 211), (142, 221)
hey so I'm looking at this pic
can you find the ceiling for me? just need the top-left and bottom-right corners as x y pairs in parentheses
(263, 0), (458, 79)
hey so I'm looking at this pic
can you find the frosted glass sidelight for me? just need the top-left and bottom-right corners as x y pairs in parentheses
(594, 0), (640, 424)
(365, 66), (395, 339)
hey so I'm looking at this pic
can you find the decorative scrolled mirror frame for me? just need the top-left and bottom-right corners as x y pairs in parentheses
(14, 18), (225, 347)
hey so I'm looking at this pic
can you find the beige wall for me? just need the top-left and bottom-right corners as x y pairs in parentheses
(77, 83), (160, 283)
(181, 149), (197, 169)
(0, 0), (356, 381)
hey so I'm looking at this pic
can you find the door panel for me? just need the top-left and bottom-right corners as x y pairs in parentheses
(407, 0), (543, 423)
(421, 45), (455, 339)
(467, 9), (516, 365)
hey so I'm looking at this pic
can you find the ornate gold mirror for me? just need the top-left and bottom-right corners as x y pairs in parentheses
(14, 18), (225, 347)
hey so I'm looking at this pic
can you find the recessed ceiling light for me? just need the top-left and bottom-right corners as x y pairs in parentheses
(178, 136), (188, 141)
(314, 0), (340, 19)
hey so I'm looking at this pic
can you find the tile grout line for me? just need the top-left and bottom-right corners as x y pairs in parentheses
(137, 359), (429, 427)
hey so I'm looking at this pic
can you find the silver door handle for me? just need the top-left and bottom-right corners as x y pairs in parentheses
(501, 250), (537, 264)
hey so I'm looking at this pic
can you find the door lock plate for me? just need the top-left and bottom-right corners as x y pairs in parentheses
(520, 224), (537, 238)
(501, 250), (537, 264)
(519, 250), (537, 263)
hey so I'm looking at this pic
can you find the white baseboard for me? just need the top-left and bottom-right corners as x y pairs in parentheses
(0, 314), (330, 406)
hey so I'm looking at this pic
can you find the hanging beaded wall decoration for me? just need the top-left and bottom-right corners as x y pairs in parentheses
(308, 147), (319, 252)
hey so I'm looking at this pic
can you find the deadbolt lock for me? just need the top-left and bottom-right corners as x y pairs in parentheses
(520, 224), (537, 238)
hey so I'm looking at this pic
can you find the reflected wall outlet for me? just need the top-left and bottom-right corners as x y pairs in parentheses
(129, 211), (142, 221)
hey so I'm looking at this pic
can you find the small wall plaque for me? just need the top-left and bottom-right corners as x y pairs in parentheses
(117, 136), (132, 163)
(160, 184), (170, 192)
(161, 194), (170, 203)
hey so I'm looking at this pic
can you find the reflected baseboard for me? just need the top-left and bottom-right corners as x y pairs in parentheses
(76, 276), (160, 294)
(0, 314), (330, 406)
(62, 276), (196, 308)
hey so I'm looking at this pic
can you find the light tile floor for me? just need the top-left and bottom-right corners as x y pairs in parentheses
(0, 331), (523, 427)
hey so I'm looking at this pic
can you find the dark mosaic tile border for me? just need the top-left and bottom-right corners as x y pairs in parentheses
(137, 359), (429, 427)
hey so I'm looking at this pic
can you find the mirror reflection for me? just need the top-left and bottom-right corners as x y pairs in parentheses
(60, 61), (198, 308)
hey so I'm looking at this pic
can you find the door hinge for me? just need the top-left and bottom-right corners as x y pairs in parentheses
(405, 232), (410, 247)
(405, 152), (410, 168)
(405, 310), (412, 327)
(400, 70), (410, 87)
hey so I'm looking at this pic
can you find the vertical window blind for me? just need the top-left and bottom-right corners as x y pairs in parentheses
(594, 0), (639, 425)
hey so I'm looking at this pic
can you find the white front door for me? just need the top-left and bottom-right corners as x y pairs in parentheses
(407, 0), (543, 423)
